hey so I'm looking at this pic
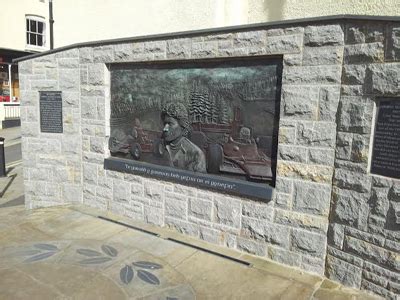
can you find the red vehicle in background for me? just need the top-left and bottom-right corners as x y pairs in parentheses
(0, 89), (10, 102)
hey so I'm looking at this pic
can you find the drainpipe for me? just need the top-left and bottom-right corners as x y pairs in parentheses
(49, 0), (54, 49)
(8, 64), (12, 102)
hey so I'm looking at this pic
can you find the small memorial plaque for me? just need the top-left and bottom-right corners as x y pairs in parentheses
(371, 99), (400, 179)
(40, 91), (63, 133)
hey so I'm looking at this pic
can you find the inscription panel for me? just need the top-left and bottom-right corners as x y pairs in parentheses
(371, 99), (400, 179)
(40, 91), (63, 133)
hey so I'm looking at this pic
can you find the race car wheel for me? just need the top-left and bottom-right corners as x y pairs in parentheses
(207, 143), (222, 174)
(130, 142), (142, 160)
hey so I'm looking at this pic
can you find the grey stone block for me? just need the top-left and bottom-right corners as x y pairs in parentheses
(55, 49), (79, 58)
(143, 41), (166, 53)
(369, 187), (390, 218)
(189, 198), (212, 221)
(344, 43), (384, 64)
(301, 255), (324, 274)
(58, 58), (79, 69)
(113, 179), (130, 203)
(88, 64), (105, 86)
(83, 163), (97, 185)
(296, 121), (336, 148)
(291, 229), (326, 258)
(308, 148), (335, 166)
(63, 92), (79, 108)
(93, 46), (114, 62)
(283, 53), (302, 66)
(113, 43), (134, 61)
(233, 31), (265, 47)
(350, 134), (369, 163)
(165, 217), (199, 237)
(62, 136), (81, 155)
(79, 47), (93, 63)
(344, 236), (391, 268)
(89, 137), (104, 154)
(386, 26), (400, 61)
(274, 209), (328, 234)
(204, 33), (232, 41)
(337, 96), (373, 134)
(346, 23), (384, 45)
(144, 206), (163, 226)
(293, 182), (331, 216)
(278, 145), (308, 163)
(332, 188), (369, 227)
(214, 197), (241, 228)
(81, 99), (97, 120)
(266, 27), (304, 36)
(278, 126), (296, 144)
(191, 42), (217, 58)
(334, 169), (371, 193)
(166, 38), (191, 59)
(62, 184), (82, 203)
(19, 60), (33, 74)
(372, 176), (393, 188)
(265, 34), (302, 54)
(327, 246), (364, 267)
(283, 65), (342, 85)
(274, 192), (291, 209)
(236, 237), (266, 256)
(281, 85), (319, 119)
(241, 201), (273, 221)
(275, 176), (293, 194)
(304, 25), (344, 46)
(342, 65), (367, 85)
(199, 227), (223, 245)
(268, 246), (301, 267)
(371, 63), (400, 96)
(174, 185), (196, 197)
(144, 181), (163, 202)
(326, 255), (362, 288)
(30, 80), (58, 91)
(345, 227), (385, 247)
(318, 86), (341, 122)
(334, 159), (368, 174)
(302, 46), (343, 66)
(364, 261), (399, 284)
(241, 217), (289, 247)
(165, 196), (187, 220)
(59, 69), (79, 91)
(327, 223), (344, 249)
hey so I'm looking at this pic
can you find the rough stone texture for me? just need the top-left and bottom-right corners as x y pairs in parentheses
(304, 25), (344, 47)
(281, 85), (319, 120)
(19, 19), (400, 298)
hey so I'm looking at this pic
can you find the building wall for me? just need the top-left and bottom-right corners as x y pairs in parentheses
(17, 17), (400, 298)
(52, 0), (400, 48)
(0, 0), (50, 52)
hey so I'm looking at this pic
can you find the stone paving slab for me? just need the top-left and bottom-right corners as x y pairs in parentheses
(0, 205), (381, 299)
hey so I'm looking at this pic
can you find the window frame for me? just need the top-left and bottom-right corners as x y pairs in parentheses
(25, 15), (46, 50)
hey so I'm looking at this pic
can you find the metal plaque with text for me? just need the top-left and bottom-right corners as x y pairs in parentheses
(371, 99), (400, 179)
(40, 91), (63, 133)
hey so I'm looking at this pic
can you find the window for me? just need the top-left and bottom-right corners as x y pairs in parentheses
(26, 16), (45, 47)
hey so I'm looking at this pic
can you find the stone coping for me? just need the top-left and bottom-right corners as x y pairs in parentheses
(13, 14), (400, 63)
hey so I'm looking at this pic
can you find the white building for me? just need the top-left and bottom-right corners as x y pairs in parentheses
(1, 0), (399, 101)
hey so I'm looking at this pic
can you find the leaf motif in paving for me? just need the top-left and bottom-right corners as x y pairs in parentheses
(76, 249), (102, 257)
(24, 251), (56, 263)
(14, 249), (42, 256)
(120, 265), (134, 284)
(132, 261), (163, 269)
(137, 270), (160, 285)
(79, 257), (112, 265)
(101, 245), (118, 257)
(34, 243), (58, 251)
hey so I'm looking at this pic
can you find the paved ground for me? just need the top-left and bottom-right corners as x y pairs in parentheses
(0, 204), (380, 299)
(0, 127), (381, 299)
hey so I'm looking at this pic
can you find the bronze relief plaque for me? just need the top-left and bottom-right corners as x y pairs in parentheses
(107, 58), (282, 200)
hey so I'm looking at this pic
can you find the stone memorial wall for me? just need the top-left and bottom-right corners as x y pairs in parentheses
(17, 17), (400, 298)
